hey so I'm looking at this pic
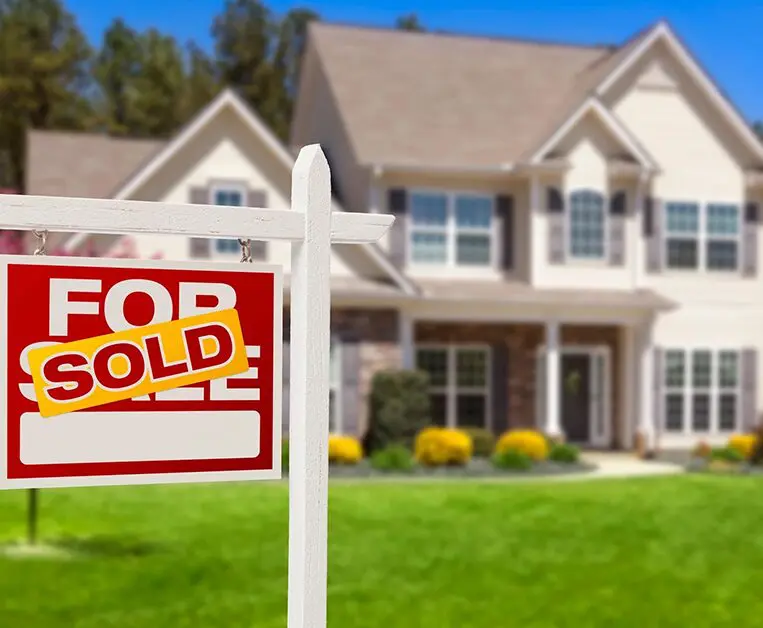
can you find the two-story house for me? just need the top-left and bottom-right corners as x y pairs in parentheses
(25, 20), (763, 454)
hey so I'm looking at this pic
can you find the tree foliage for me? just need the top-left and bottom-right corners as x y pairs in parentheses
(395, 13), (425, 32)
(0, 0), (321, 190)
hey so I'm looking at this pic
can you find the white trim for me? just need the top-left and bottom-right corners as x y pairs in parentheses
(529, 97), (659, 170)
(535, 344), (612, 447)
(596, 22), (763, 163)
(661, 347), (742, 436)
(415, 343), (492, 429)
(405, 188), (496, 270)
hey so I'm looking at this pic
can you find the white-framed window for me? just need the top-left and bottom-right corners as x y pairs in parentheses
(663, 348), (740, 434)
(329, 339), (342, 433)
(568, 189), (606, 260)
(211, 184), (246, 254)
(664, 201), (740, 271)
(415, 344), (491, 428)
(408, 191), (493, 267)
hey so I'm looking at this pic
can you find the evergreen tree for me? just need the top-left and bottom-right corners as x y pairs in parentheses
(395, 13), (425, 32)
(0, 0), (93, 189)
(182, 41), (220, 121)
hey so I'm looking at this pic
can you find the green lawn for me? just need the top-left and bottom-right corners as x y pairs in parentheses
(0, 475), (761, 627)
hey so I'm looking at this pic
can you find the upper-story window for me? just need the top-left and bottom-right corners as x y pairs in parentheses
(409, 191), (493, 267)
(568, 190), (606, 260)
(665, 201), (740, 271)
(211, 185), (245, 254)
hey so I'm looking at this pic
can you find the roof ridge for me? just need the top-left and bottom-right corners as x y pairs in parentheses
(29, 128), (164, 143)
(311, 20), (615, 51)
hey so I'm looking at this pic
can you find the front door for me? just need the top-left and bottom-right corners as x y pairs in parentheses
(560, 354), (591, 443)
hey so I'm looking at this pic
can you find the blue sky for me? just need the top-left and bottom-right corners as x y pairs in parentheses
(67, 0), (763, 123)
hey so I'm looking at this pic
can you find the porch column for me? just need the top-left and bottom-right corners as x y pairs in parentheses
(637, 322), (656, 454)
(545, 320), (563, 439)
(399, 313), (414, 369)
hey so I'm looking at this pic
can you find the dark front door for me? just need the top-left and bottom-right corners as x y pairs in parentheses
(560, 354), (591, 443)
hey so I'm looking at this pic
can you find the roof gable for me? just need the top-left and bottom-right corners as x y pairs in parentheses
(308, 22), (613, 170)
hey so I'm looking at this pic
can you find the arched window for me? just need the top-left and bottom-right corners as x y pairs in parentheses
(569, 190), (605, 259)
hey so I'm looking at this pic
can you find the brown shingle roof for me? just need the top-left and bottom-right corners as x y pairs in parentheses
(309, 22), (656, 169)
(26, 129), (165, 198)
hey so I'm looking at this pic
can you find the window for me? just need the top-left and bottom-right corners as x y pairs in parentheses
(569, 190), (606, 259)
(212, 186), (244, 253)
(416, 345), (490, 428)
(664, 201), (740, 271)
(409, 191), (493, 266)
(663, 349), (740, 433)
(329, 340), (341, 433)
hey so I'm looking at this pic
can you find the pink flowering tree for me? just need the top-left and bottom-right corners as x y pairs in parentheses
(0, 231), (164, 259)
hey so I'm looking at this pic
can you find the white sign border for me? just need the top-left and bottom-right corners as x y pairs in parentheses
(0, 254), (283, 490)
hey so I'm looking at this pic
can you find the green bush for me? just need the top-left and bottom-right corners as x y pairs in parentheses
(281, 439), (289, 471)
(549, 442), (580, 463)
(370, 445), (414, 473)
(363, 370), (431, 453)
(711, 446), (744, 463)
(492, 449), (533, 471)
(460, 427), (495, 458)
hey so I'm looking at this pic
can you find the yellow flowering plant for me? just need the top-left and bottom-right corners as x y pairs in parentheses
(328, 435), (363, 465)
(414, 427), (473, 467)
(495, 430), (549, 461)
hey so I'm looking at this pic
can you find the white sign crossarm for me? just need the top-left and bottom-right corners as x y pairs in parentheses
(0, 194), (392, 244)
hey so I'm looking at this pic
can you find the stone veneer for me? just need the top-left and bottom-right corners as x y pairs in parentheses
(415, 322), (624, 448)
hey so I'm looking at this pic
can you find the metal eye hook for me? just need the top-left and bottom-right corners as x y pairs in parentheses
(33, 229), (48, 256)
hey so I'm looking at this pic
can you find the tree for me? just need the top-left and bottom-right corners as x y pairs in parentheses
(92, 18), (141, 135)
(0, 0), (94, 189)
(395, 13), (425, 32)
(129, 29), (186, 137)
(754, 121), (763, 142)
(213, 0), (274, 114)
(269, 8), (319, 138)
(181, 41), (220, 121)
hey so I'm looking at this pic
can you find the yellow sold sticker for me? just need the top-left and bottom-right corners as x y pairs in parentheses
(28, 308), (248, 418)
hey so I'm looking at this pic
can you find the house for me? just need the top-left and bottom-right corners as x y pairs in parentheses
(25, 20), (763, 454)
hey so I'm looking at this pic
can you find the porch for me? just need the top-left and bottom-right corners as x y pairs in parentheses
(399, 316), (656, 452)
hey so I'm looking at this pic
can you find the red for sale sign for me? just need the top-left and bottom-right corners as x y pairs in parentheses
(0, 256), (283, 489)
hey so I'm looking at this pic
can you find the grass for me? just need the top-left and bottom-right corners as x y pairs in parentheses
(0, 475), (762, 627)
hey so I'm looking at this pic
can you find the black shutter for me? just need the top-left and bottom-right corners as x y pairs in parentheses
(608, 191), (627, 266)
(743, 202), (759, 278)
(491, 343), (509, 434)
(189, 187), (210, 258)
(388, 188), (408, 268)
(496, 194), (514, 271)
(547, 187), (565, 264)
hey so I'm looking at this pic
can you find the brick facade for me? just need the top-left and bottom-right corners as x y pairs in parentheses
(416, 321), (624, 448)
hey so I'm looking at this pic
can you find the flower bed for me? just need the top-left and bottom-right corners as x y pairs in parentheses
(688, 431), (763, 475)
(281, 429), (596, 479)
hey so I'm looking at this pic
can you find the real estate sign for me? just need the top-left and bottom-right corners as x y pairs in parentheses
(0, 255), (283, 489)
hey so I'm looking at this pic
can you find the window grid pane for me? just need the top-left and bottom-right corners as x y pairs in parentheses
(665, 202), (699, 234)
(691, 350), (712, 389)
(719, 394), (737, 431)
(665, 394), (684, 432)
(416, 349), (448, 387)
(569, 191), (605, 259)
(456, 395), (486, 428)
(706, 204), (739, 236)
(410, 193), (447, 226)
(665, 351), (685, 388)
(456, 349), (488, 388)
(706, 240), (738, 271)
(455, 196), (492, 229)
(456, 234), (490, 265)
(718, 351), (739, 389)
(691, 393), (711, 432)
(666, 239), (698, 269)
(411, 232), (447, 263)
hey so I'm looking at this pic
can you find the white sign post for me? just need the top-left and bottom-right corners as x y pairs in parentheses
(0, 144), (394, 628)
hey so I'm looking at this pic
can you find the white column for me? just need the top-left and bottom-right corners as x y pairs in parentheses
(399, 313), (414, 369)
(638, 322), (656, 451)
(545, 320), (563, 438)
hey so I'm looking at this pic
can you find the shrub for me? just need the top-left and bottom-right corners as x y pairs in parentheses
(370, 445), (414, 473)
(549, 442), (580, 463)
(328, 435), (363, 465)
(728, 433), (758, 460)
(460, 427), (496, 458)
(282, 439), (289, 471)
(690, 440), (712, 459)
(711, 446), (745, 463)
(363, 370), (431, 453)
(496, 430), (549, 461)
(750, 422), (763, 465)
(414, 427), (473, 467)
(492, 449), (533, 471)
